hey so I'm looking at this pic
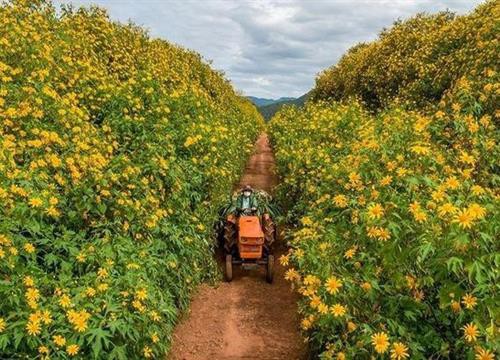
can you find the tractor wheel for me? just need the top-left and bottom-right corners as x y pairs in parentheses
(266, 255), (274, 284)
(225, 254), (233, 282)
(224, 222), (237, 253)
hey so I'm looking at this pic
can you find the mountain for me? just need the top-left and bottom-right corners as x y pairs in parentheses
(246, 96), (277, 107)
(246, 96), (298, 107)
(258, 93), (309, 121)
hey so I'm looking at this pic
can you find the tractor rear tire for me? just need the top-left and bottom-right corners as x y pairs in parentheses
(266, 255), (274, 284)
(224, 222), (237, 253)
(225, 254), (233, 282)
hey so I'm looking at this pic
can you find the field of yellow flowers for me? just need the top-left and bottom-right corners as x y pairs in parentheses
(0, 0), (262, 358)
(269, 1), (498, 359)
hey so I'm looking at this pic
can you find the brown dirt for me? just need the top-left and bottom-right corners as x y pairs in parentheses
(169, 133), (307, 360)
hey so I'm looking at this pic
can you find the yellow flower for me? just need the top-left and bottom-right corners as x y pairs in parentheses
(330, 304), (347, 317)
(371, 332), (390, 353)
(53, 335), (66, 347)
(453, 209), (475, 229)
(361, 282), (372, 291)
(279, 254), (290, 266)
(367, 226), (379, 238)
(97, 267), (108, 278)
(390, 342), (409, 360)
(59, 294), (72, 308)
(471, 185), (485, 196)
(344, 247), (356, 259)
(437, 202), (457, 217)
(76, 252), (86, 263)
(318, 303), (329, 314)
(25, 287), (40, 303)
(85, 287), (96, 297)
(462, 322), (479, 342)
(411, 208), (426, 222)
(66, 344), (79, 356)
(29, 312), (42, 324)
(413, 290), (425, 302)
(29, 197), (43, 208)
(26, 320), (41, 336)
(431, 189), (446, 202)
(347, 321), (357, 332)
(9, 247), (18, 256)
(132, 299), (145, 312)
(41, 310), (52, 325)
(445, 176), (460, 190)
(462, 293), (477, 309)
(377, 227), (391, 241)
(135, 288), (148, 301)
(67, 309), (91, 332)
(97, 283), (109, 292)
(38, 345), (49, 356)
(450, 300), (461, 313)
(0, 317), (6, 332)
(310, 295), (322, 309)
(380, 175), (392, 186)
(151, 332), (159, 343)
(325, 276), (343, 295)
(46, 206), (61, 217)
(23, 243), (35, 253)
(23, 276), (35, 287)
(367, 203), (384, 220)
(459, 151), (475, 165)
(475, 348), (495, 360)
(301, 317), (312, 330)
(467, 203), (486, 220)
(143, 345), (153, 358)
(333, 194), (348, 208)
(150, 311), (161, 322)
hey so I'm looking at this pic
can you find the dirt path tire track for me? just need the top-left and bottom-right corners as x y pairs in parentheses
(169, 133), (307, 360)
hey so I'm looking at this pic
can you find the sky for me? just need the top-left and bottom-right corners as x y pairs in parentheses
(53, 0), (483, 99)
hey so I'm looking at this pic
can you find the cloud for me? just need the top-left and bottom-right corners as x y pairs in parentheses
(53, 0), (483, 98)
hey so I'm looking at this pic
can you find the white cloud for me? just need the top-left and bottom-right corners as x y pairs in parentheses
(252, 76), (272, 86)
(53, 0), (484, 98)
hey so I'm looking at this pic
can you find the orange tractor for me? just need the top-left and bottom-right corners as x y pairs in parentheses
(222, 206), (275, 283)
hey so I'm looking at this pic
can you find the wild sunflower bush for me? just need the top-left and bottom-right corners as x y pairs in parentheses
(0, 0), (262, 358)
(313, 0), (498, 113)
(269, 2), (498, 359)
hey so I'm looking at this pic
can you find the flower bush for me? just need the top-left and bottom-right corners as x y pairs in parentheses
(312, 0), (498, 114)
(269, 2), (498, 359)
(0, 0), (262, 358)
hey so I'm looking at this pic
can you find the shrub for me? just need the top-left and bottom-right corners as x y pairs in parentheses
(269, 1), (498, 358)
(312, 1), (498, 114)
(0, 1), (262, 358)
(270, 98), (498, 358)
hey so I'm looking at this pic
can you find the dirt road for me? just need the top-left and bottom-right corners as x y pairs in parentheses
(169, 133), (307, 360)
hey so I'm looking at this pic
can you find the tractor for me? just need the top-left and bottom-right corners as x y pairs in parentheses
(217, 189), (277, 283)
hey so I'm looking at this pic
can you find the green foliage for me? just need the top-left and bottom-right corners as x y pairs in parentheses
(0, 0), (262, 358)
(269, 1), (499, 358)
(312, 1), (498, 114)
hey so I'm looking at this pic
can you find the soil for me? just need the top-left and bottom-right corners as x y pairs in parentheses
(169, 133), (307, 360)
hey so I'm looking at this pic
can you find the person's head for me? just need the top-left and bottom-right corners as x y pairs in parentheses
(242, 185), (253, 197)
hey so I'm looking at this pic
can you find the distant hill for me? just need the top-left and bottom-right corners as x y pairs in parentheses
(247, 96), (275, 107)
(258, 93), (309, 121)
(246, 96), (298, 107)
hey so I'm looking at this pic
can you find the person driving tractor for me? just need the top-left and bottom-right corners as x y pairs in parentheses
(236, 185), (259, 215)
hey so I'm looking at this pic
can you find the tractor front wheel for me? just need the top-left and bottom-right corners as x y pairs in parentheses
(225, 254), (233, 282)
(266, 255), (274, 284)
